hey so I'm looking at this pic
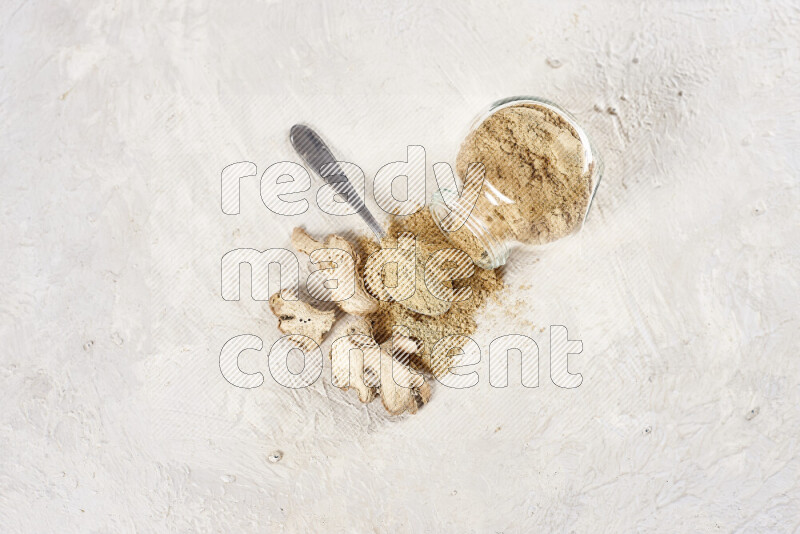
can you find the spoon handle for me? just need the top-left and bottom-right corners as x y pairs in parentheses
(290, 124), (386, 240)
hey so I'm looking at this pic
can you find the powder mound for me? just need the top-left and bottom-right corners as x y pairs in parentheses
(377, 232), (453, 316)
(358, 210), (505, 377)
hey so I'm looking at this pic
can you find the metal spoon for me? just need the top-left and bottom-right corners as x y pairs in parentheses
(290, 124), (385, 239)
(289, 124), (452, 316)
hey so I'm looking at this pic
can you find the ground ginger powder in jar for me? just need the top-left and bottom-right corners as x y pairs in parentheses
(431, 98), (601, 268)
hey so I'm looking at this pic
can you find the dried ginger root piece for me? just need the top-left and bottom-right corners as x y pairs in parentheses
(331, 320), (380, 404)
(330, 320), (431, 415)
(377, 339), (432, 415)
(268, 292), (335, 352)
(291, 228), (378, 316)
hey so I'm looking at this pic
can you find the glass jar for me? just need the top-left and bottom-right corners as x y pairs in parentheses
(430, 96), (602, 269)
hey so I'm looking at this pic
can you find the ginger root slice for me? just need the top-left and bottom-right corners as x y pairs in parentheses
(377, 345), (431, 415)
(330, 320), (431, 415)
(290, 227), (378, 316)
(330, 320), (380, 404)
(268, 292), (335, 352)
(291, 227), (333, 266)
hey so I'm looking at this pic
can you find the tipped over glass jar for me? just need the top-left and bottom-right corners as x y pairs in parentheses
(430, 96), (602, 269)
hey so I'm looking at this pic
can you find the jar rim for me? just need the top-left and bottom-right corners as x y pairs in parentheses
(429, 188), (510, 270)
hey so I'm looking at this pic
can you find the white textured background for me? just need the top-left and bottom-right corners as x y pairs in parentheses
(2, 1), (799, 532)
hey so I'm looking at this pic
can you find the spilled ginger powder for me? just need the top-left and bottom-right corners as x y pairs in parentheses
(358, 210), (505, 377)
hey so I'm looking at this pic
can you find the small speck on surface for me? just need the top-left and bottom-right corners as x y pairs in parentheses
(643, 426), (652, 435)
(745, 407), (760, 420)
(546, 58), (563, 68)
(221, 474), (236, 483)
(607, 106), (618, 115)
(83, 340), (94, 351)
(269, 451), (283, 463)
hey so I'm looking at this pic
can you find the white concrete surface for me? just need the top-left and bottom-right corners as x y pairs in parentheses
(1, 1), (799, 532)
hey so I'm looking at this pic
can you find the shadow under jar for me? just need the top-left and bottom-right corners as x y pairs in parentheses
(430, 96), (603, 269)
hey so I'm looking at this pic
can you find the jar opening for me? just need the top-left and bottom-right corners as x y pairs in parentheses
(429, 189), (509, 270)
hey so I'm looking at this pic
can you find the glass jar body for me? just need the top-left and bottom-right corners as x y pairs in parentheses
(430, 96), (602, 269)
